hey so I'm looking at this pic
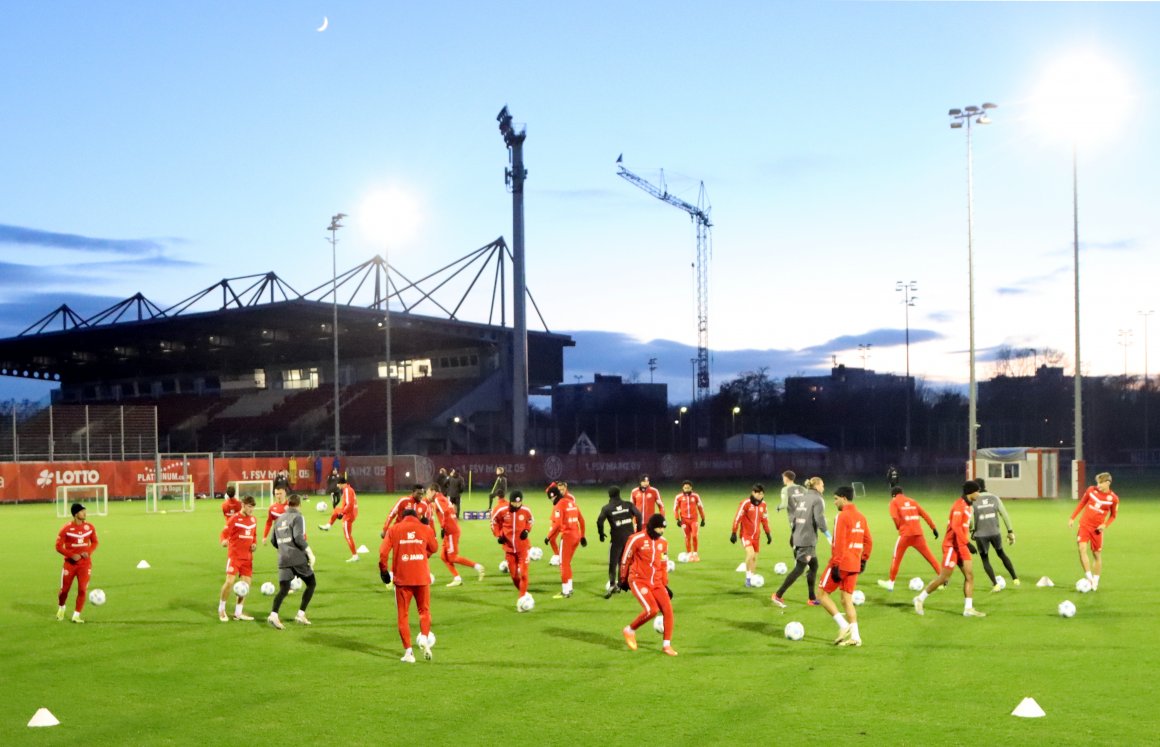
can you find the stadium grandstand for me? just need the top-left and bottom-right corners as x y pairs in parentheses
(0, 237), (572, 457)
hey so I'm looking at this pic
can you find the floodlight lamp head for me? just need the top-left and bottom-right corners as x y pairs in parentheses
(976, 115), (991, 125)
(982, 102), (998, 110)
(950, 121), (963, 129)
(948, 108), (962, 116)
(965, 105), (980, 114)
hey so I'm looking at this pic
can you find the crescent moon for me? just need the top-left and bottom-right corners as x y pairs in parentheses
(317, 16), (329, 32)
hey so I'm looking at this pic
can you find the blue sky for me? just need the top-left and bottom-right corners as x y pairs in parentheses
(2, 1), (1158, 404)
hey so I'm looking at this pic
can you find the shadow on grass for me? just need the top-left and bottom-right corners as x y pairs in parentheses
(708, 616), (780, 637)
(542, 625), (623, 651)
(305, 631), (389, 658)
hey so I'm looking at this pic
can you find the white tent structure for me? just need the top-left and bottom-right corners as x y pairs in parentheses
(725, 433), (829, 454)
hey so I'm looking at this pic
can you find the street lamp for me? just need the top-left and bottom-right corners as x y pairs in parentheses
(679, 406), (688, 452)
(1141, 309), (1155, 461)
(857, 343), (873, 369)
(1118, 329), (1134, 378)
(326, 212), (347, 462)
(896, 280), (918, 451)
(731, 405), (741, 436)
(949, 101), (996, 475)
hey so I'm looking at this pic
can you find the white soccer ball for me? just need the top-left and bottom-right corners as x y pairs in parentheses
(233, 580), (251, 598)
(1058, 600), (1077, 618)
(667, 560), (676, 572)
(88, 588), (106, 606)
(549, 554), (561, 566)
(852, 589), (866, 606)
(1075, 578), (1093, 594)
(527, 547), (543, 562)
(784, 621), (805, 641)
(260, 581), (276, 596)
(995, 575), (1007, 590)
(774, 561), (789, 575)
(517, 593), (535, 612)
(909, 577), (925, 592)
(677, 552), (689, 563)
(289, 576), (304, 592)
(653, 614), (665, 634)
(427, 631), (436, 647)
(750, 574), (765, 588)
(316, 501), (328, 513)
(499, 559), (509, 573)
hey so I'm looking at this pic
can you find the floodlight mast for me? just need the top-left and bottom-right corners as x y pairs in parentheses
(498, 105), (529, 456)
(617, 156), (712, 447)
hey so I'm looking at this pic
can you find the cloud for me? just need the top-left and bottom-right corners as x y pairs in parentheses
(993, 264), (1071, 296)
(926, 311), (954, 323)
(995, 287), (1028, 296)
(801, 328), (943, 354)
(0, 223), (184, 255)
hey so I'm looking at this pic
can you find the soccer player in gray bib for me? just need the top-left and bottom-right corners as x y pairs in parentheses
(268, 494), (318, 629)
(771, 475), (832, 608)
(970, 478), (1019, 591)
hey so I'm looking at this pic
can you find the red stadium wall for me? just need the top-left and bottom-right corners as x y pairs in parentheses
(0, 451), (829, 502)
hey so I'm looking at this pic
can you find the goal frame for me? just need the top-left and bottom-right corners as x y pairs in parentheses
(146, 481), (195, 513)
(55, 485), (109, 518)
(227, 479), (275, 510)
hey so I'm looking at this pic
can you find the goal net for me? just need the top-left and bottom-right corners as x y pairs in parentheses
(146, 481), (195, 513)
(227, 480), (274, 510)
(55, 485), (109, 518)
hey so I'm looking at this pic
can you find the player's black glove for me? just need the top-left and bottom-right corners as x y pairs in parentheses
(665, 586), (674, 599)
(765, 532), (772, 545)
(676, 518), (682, 527)
(932, 527), (939, 539)
(860, 559), (867, 573)
(700, 519), (705, 527)
(497, 536), (507, 545)
(543, 537), (551, 546)
(967, 542), (978, 555)
(519, 529), (529, 540)
(336, 513), (343, 521)
(618, 579), (630, 591)
(599, 533), (606, 543)
(730, 532), (737, 544)
(420, 516), (429, 525)
(832, 566), (842, 581)
(380, 569), (391, 585)
(580, 537), (588, 547)
(440, 529), (446, 539)
(1094, 527), (1103, 535)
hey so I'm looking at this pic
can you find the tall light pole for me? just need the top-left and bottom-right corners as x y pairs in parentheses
(1070, 141), (1084, 493)
(497, 105), (529, 456)
(327, 213), (346, 463)
(731, 405), (741, 436)
(858, 343), (872, 369)
(896, 280), (918, 451)
(1118, 329), (1133, 378)
(1141, 309), (1154, 462)
(950, 102), (996, 476)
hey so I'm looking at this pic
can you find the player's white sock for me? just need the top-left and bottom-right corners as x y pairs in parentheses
(218, 601), (226, 613)
(832, 613), (846, 628)
(850, 623), (860, 640)
(1086, 570), (1094, 581)
(1093, 574), (1100, 586)
(964, 597), (974, 611)
(663, 639), (671, 647)
(917, 590), (929, 602)
(235, 603), (244, 617)
(746, 571), (753, 580)
(404, 647), (413, 657)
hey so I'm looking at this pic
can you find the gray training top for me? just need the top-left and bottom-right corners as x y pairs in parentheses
(271, 508), (311, 568)
(970, 492), (1013, 538)
(787, 487), (828, 547)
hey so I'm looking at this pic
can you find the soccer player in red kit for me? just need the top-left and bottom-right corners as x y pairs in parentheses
(380, 508), (439, 663)
(673, 481), (706, 561)
(428, 485), (485, 586)
(319, 473), (360, 562)
(876, 486), (940, 591)
(262, 486), (288, 545)
(545, 483), (587, 599)
(731, 484), (772, 586)
(492, 489), (534, 604)
(819, 486), (872, 647)
(631, 475), (664, 527)
(383, 484), (432, 536)
(914, 480), (986, 617)
(1069, 471), (1119, 590)
(219, 495), (258, 622)
(56, 502), (98, 623)
(619, 514), (677, 656)
(222, 484), (242, 521)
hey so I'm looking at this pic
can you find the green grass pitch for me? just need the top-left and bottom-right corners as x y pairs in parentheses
(3, 480), (1158, 745)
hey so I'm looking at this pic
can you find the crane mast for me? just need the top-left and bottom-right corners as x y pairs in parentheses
(617, 157), (712, 446)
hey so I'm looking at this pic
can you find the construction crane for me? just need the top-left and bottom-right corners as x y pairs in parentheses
(616, 155), (712, 444)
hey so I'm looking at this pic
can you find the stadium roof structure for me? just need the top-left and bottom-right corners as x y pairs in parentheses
(0, 237), (572, 388)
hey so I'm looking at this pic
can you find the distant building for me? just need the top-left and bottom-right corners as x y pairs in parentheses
(551, 374), (667, 453)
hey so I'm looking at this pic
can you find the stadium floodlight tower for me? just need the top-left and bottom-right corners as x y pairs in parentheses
(617, 155), (712, 448)
(949, 102), (996, 477)
(327, 212), (347, 460)
(498, 106), (529, 456)
(896, 280), (918, 452)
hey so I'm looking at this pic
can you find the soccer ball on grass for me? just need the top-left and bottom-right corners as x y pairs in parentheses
(1075, 578), (1093, 593)
(88, 589), (106, 606)
(316, 501), (328, 513)
(498, 560), (509, 573)
(750, 574), (765, 588)
(1058, 600), (1077, 618)
(677, 552), (689, 563)
(773, 562), (788, 575)
(260, 581), (276, 596)
(995, 575), (1007, 590)
(549, 554), (561, 566)
(851, 589), (866, 606)
(909, 577), (925, 592)
(289, 576), (304, 592)
(666, 560), (676, 572)
(784, 621), (805, 641)
(232, 581), (251, 598)
(516, 593), (535, 612)
(653, 615), (665, 634)
(527, 547), (543, 562)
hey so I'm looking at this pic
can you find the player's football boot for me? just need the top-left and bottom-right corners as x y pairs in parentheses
(991, 583), (1003, 593)
(1012, 578), (1021, 587)
(475, 564), (486, 581)
(838, 638), (863, 648)
(877, 579), (894, 591)
(295, 611), (312, 626)
(346, 554), (360, 563)
(233, 613), (255, 622)
(318, 524), (331, 531)
(913, 596), (925, 615)
(833, 625), (853, 645)
(267, 613), (284, 630)
(446, 577), (463, 587)
(56, 607), (66, 621)
(662, 646), (678, 657)
(219, 610), (229, 623)
(623, 627), (638, 651)
(807, 599), (821, 606)
(963, 608), (986, 617)
(400, 651), (416, 663)
(552, 592), (572, 599)
(71, 613), (85, 624)
(421, 642), (433, 661)
(770, 594), (787, 608)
